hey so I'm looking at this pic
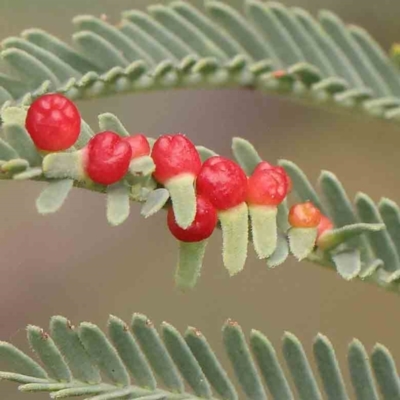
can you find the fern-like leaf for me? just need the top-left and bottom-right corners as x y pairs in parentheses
(0, 107), (399, 293)
(0, 1), (400, 127)
(0, 313), (398, 399)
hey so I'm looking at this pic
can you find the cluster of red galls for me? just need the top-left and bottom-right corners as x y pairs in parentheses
(24, 93), (333, 248)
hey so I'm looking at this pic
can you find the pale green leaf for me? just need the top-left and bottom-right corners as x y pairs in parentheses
(3, 123), (41, 166)
(223, 320), (267, 400)
(266, 234), (289, 268)
(149, 5), (227, 61)
(231, 137), (261, 175)
(175, 240), (207, 290)
(313, 334), (348, 400)
(162, 322), (212, 398)
(22, 28), (101, 73)
(318, 223), (383, 251)
(371, 344), (400, 399)
(108, 315), (156, 390)
(36, 179), (74, 215)
(219, 203), (249, 276)
(185, 327), (238, 400)
(356, 193), (400, 273)
(348, 339), (379, 400)
(288, 227), (317, 260)
(250, 330), (293, 400)
(2, 38), (81, 82)
(165, 174), (196, 229)
(50, 316), (100, 384)
(79, 323), (130, 386)
(27, 325), (72, 382)
(73, 31), (129, 70)
(1, 48), (59, 89)
(332, 249), (361, 280)
(196, 145), (217, 162)
(73, 15), (152, 65)
(0, 342), (47, 378)
(131, 314), (184, 393)
(106, 182), (130, 226)
(283, 332), (322, 400)
(249, 205), (278, 259)
(141, 188), (170, 218)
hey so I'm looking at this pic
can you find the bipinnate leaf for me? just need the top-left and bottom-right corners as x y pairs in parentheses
(1, 313), (399, 399)
(0, 0), (399, 135)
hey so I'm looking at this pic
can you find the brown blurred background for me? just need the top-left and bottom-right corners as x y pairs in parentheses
(1, 0), (400, 398)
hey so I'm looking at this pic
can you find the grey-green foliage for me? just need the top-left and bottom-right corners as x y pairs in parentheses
(230, 138), (400, 293)
(1, 1), (400, 126)
(1, 313), (398, 399)
(0, 107), (396, 293)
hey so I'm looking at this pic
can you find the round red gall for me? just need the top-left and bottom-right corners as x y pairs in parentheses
(85, 131), (132, 185)
(25, 93), (81, 151)
(196, 156), (247, 211)
(151, 134), (201, 184)
(317, 215), (334, 238)
(289, 202), (321, 228)
(247, 164), (289, 206)
(124, 134), (150, 159)
(254, 162), (292, 193)
(167, 195), (218, 242)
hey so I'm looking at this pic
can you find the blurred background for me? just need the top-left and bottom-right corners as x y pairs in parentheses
(1, 0), (400, 398)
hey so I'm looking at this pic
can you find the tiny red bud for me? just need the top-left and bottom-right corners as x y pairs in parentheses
(167, 195), (217, 242)
(196, 156), (247, 211)
(317, 215), (334, 238)
(151, 134), (201, 184)
(273, 70), (286, 78)
(289, 201), (321, 228)
(25, 93), (81, 151)
(254, 161), (292, 193)
(247, 162), (289, 206)
(124, 134), (150, 159)
(85, 131), (132, 185)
